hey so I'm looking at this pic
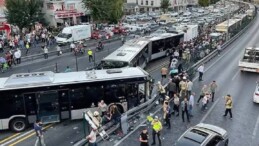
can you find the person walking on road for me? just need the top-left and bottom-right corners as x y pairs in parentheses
(217, 43), (222, 56)
(160, 66), (168, 84)
(209, 81), (218, 102)
(88, 48), (94, 62)
(151, 116), (162, 146)
(25, 42), (30, 55)
(187, 80), (193, 98)
(34, 119), (46, 146)
(189, 92), (195, 117)
(56, 45), (61, 56)
(157, 81), (166, 102)
(14, 48), (21, 64)
(197, 64), (204, 81)
(164, 101), (171, 129)
(86, 128), (98, 146)
(223, 94), (233, 119)
(181, 97), (190, 122)
(139, 127), (149, 146)
(173, 94), (180, 116)
(202, 93), (209, 111)
(43, 46), (48, 59)
(197, 85), (209, 104)
(70, 42), (76, 52)
(167, 79), (177, 98)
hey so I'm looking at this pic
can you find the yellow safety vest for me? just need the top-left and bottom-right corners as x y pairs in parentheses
(88, 50), (93, 56)
(152, 120), (162, 131)
(26, 44), (29, 49)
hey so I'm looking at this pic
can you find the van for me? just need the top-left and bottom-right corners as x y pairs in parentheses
(55, 25), (91, 44)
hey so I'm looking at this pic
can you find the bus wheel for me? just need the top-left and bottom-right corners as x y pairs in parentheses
(10, 118), (27, 132)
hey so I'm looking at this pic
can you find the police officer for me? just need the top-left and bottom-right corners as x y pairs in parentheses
(139, 127), (149, 146)
(151, 116), (162, 146)
(87, 48), (93, 62)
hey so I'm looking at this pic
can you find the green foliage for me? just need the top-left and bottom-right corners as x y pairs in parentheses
(83, 0), (123, 23)
(198, 0), (210, 7)
(160, 0), (171, 14)
(5, 0), (45, 30)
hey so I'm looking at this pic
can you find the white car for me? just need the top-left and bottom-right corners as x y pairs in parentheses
(253, 82), (259, 103)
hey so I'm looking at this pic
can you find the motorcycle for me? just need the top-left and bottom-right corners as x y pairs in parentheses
(96, 45), (104, 52)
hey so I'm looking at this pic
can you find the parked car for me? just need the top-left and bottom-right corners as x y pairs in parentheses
(91, 30), (112, 40)
(175, 123), (228, 146)
(253, 82), (259, 103)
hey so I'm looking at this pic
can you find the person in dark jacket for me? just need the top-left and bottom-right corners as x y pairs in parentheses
(167, 79), (177, 98)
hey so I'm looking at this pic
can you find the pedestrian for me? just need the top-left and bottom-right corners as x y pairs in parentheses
(93, 111), (102, 127)
(25, 42), (30, 55)
(167, 79), (177, 98)
(88, 48), (94, 62)
(43, 46), (48, 59)
(163, 96), (170, 121)
(189, 92), (195, 117)
(98, 100), (108, 116)
(34, 119), (46, 146)
(217, 43), (222, 56)
(86, 128), (98, 146)
(14, 48), (21, 64)
(197, 85), (209, 104)
(173, 94), (180, 116)
(209, 81), (218, 102)
(187, 79), (193, 98)
(164, 101), (171, 129)
(70, 42), (76, 52)
(139, 127), (149, 146)
(157, 81), (166, 102)
(181, 97), (190, 122)
(0, 41), (3, 53)
(56, 45), (61, 56)
(197, 64), (204, 81)
(223, 94), (233, 119)
(64, 66), (71, 72)
(179, 76), (188, 98)
(160, 66), (168, 84)
(201, 93), (209, 111)
(151, 116), (162, 146)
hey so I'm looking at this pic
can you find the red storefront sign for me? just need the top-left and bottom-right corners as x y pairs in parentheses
(54, 9), (84, 19)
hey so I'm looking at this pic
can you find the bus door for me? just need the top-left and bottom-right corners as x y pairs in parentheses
(23, 93), (38, 124)
(58, 90), (70, 120)
(38, 91), (60, 124)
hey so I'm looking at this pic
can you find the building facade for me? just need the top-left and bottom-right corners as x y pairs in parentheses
(126, 0), (197, 12)
(43, 0), (90, 27)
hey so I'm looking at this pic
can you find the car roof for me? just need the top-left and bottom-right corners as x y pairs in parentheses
(176, 128), (210, 146)
(195, 123), (227, 137)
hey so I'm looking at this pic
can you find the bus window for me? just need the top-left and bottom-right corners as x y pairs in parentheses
(152, 40), (165, 54)
(126, 84), (139, 109)
(70, 88), (87, 109)
(85, 86), (103, 106)
(138, 83), (146, 103)
(104, 84), (126, 104)
(0, 94), (24, 119)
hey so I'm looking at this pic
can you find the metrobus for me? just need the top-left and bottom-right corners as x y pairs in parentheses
(0, 67), (152, 132)
(97, 32), (184, 69)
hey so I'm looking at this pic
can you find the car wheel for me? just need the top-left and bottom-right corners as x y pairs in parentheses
(10, 118), (27, 132)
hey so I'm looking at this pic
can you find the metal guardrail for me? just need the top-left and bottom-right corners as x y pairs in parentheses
(20, 36), (121, 62)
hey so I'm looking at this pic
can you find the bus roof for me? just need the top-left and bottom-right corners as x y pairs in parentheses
(102, 38), (150, 63)
(0, 67), (148, 91)
(147, 33), (181, 41)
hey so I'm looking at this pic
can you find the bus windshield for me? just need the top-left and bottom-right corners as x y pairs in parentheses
(98, 61), (129, 69)
(57, 33), (72, 39)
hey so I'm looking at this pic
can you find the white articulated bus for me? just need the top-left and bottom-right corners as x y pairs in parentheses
(0, 67), (152, 132)
(97, 32), (184, 69)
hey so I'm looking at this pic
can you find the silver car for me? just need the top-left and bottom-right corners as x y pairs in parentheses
(175, 123), (229, 146)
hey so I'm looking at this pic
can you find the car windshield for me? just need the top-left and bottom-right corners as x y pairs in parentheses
(97, 61), (129, 69)
(57, 33), (71, 39)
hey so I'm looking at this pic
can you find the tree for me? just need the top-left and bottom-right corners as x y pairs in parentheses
(160, 0), (171, 14)
(83, 0), (123, 23)
(198, 0), (210, 7)
(5, 0), (45, 30)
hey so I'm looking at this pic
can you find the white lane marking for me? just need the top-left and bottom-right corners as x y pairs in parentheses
(200, 98), (221, 123)
(34, 64), (56, 71)
(114, 105), (163, 146)
(252, 113), (259, 140)
(231, 71), (239, 81)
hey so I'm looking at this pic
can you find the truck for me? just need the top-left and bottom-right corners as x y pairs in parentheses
(239, 47), (259, 73)
(174, 24), (198, 41)
(55, 25), (91, 44)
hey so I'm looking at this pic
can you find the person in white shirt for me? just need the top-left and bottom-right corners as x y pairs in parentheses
(189, 92), (195, 117)
(197, 64), (204, 81)
(43, 46), (48, 59)
(14, 48), (21, 64)
(202, 93), (209, 111)
(187, 80), (193, 97)
(86, 128), (97, 146)
(174, 50), (179, 59)
(70, 42), (75, 52)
